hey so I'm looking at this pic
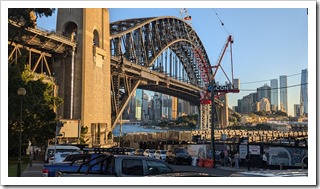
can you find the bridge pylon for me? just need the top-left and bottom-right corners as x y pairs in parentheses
(56, 8), (113, 147)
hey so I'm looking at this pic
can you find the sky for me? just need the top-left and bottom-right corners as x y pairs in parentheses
(35, 5), (308, 116)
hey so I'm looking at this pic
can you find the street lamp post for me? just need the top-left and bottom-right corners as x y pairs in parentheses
(210, 80), (216, 168)
(17, 87), (26, 177)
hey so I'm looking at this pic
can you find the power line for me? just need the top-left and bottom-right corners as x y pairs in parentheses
(241, 73), (301, 85)
(240, 83), (307, 92)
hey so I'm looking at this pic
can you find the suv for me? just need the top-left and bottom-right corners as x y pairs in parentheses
(166, 148), (192, 165)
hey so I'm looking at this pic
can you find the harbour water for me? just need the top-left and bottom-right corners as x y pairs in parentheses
(112, 124), (191, 136)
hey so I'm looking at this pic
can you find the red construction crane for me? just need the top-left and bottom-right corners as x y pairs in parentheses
(179, 9), (239, 105)
(199, 34), (239, 105)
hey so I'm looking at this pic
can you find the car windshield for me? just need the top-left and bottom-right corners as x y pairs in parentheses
(60, 153), (71, 158)
(149, 149), (155, 153)
(161, 150), (167, 154)
(175, 149), (187, 153)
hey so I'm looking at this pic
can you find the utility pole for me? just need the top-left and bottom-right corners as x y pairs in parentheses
(210, 79), (216, 168)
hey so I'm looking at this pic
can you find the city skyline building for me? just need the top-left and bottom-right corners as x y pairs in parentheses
(142, 91), (149, 121)
(300, 69), (308, 116)
(257, 84), (271, 102)
(171, 96), (178, 120)
(135, 89), (142, 121)
(258, 97), (271, 112)
(294, 104), (300, 117)
(270, 79), (279, 111)
(279, 75), (288, 113)
(153, 93), (162, 120)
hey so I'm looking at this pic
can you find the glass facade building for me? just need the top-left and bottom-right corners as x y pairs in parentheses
(279, 75), (288, 113)
(300, 69), (308, 115)
(270, 79), (279, 111)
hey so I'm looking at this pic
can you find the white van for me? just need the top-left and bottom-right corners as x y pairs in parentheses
(44, 145), (81, 163)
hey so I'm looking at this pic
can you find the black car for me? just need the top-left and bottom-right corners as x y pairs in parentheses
(166, 148), (192, 165)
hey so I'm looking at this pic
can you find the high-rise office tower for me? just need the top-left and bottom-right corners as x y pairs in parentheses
(294, 104), (300, 117)
(270, 79), (279, 111)
(300, 69), (308, 116)
(142, 91), (149, 121)
(279, 75), (288, 113)
(135, 89), (142, 120)
(171, 97), (178, 120)
(257, 84), (271, 102)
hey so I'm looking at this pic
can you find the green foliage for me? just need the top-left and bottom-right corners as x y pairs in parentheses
(80, 126), (89, 144)
(254, 110), (267, 116)
(158, 114), (198, 129)
(274, 110), (288, 117)
(8, 8), (59, 157)
(8, 65), (62, 157)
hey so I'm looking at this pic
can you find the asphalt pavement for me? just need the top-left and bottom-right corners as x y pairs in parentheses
(21, 159), (44, 177)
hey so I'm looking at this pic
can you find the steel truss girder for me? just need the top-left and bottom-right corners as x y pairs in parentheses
(110, 16), (212, 89)
(9, 20), (76, 54)
(8, 41), (54, 77)
(110, 67), (141, 129)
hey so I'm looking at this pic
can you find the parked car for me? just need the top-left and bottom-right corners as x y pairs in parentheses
(134, 149), (144, 156)
(125, 148), (135, 156)
(58, 154), (177, 177)
(154, 150), (167, 161)
(44, 145), (80, 163)
(43, 153), (107, 177)
(143, 149), (156, 158)
(166, 148), (192, 165)
(48, 152), (80, 164)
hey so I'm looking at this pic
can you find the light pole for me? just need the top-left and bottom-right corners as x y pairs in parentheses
(17, 87), (26, 177)
(210, 80), (216, 168)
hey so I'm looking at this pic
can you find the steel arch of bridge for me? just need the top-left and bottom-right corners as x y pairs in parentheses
(110, 16), (222, 129)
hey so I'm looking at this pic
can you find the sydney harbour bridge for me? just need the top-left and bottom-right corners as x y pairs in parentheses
(9, 8), (239, 147)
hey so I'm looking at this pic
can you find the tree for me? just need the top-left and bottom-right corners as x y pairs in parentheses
(8, 64), (62, 157)
(8, 8), (61, 157)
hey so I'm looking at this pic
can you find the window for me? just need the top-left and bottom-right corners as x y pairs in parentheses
(146, 160), (174, 175)
(121, 159), (143, 176)
(93, 30), (100, 47)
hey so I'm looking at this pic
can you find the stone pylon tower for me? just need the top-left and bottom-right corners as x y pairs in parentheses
(55, 8), (112, 147)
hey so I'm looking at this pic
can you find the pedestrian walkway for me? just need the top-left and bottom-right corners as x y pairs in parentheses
(21, 160), (44, 177)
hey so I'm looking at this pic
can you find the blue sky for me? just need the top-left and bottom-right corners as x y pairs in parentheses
(36, 6), (309, 116)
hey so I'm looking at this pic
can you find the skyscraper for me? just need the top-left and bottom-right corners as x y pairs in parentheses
(257, 84), (271, 102)
(135, 89), (142, 120)
(300, 69), (308, 116)
(279, 75), (288, 113)
(270, 79), (279, 111)
(294, 104), (300, 117)
(142, 91), (149, 121)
